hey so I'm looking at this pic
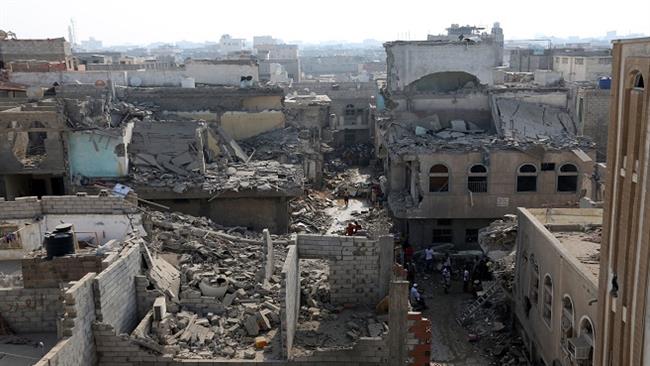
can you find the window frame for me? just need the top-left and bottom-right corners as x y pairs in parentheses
(517, 163), (539, 193)
(428, 163), (450, 193)
(557, 163), (579, 193)
(542, 274), (553, 329)
(467, 163), (488, 193)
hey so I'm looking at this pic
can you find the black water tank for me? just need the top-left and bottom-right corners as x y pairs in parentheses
(44, 223), (75, 259)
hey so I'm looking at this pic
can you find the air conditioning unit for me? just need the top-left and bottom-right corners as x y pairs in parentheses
(567, 336), (592, 360)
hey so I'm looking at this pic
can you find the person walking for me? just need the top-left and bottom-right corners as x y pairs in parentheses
(442, 267), (451, 294)
(463, 267), (471, 292)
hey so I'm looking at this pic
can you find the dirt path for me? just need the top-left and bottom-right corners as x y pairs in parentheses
(415, 270), (492, 366)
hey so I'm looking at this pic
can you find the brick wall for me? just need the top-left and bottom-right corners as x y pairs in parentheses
(93, 243), (142, 335)
(580, 89), (610, 161)
(280, 245), (299, 358)
(135, 275), (164, 320)
(297, 235), (382, 305)
(22, 255), (105, 288)
(406, 312), (431, 366)
(0, 287), (62, 332)
(35, 273), (98, 366)
(0, 194), (137, 220)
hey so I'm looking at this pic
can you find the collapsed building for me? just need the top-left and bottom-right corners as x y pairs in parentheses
(0, 194), (431, 366)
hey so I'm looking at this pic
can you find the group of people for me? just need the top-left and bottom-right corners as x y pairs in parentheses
(401, 242), (494, 310)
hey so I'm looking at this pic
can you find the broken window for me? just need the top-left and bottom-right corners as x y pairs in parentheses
(26, 121), (48, 157)
(433, 229), (453, 243)
(429, 164), (449, 193)
(465, 229), (478, 243)
(467, 164), (488, 193)
(557, 163), (578, 192)
(517, 164), (538, 192)
(542, 275), (553, 327)
(634, 73), (645, 89)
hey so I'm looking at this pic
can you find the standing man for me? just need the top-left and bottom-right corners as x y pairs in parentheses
(463, 267), (471, 292)
(442, 267), (451, 294)
(424, 246), (434, 273)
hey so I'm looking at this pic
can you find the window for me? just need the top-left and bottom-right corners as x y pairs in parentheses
(345, 104), (356, 116)
(517, 164), (538, 192)
(557, 163), (578, 192)
(467, 164), (488, 193)
(542, 275), (553, 326)
(465, 229), (478, 243)
(433, 229), (453, 243)
(634, 73), (645, 89)
(575, 58), (584, 65)
(579, 317), (595, 365)
(541, 162), (556, 171)
(598, 57), (612, 65)
(562, 57), (569, 64)
(429, 164), (449, 193)
(554, 57), (560, 64)
(561, 296), (575, 350)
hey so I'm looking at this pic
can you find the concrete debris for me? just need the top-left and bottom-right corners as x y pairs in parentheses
(289, 192), (334, 233)
(241, 126), (320, 165)
(142, 209), (288, 359)
(478, 215), (518, 260)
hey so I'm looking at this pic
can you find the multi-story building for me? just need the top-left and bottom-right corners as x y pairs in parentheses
(514, 207), (601, 366)
(596, 37), (650, 366)
(0, 37), (73, 70)
(552, 50), (612, 82)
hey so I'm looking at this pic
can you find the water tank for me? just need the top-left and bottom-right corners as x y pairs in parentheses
(44, 223), (75, 259)
(598, 77), (612, 90)
(181, 77), (196, 88)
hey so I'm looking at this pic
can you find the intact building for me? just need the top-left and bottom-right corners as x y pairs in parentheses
(596, 37), (650, 366)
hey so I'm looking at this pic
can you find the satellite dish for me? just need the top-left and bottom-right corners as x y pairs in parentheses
(129, 76), (142, 87)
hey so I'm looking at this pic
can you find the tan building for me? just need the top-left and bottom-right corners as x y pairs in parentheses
(552, 51), (612, 82)
(514, 208), (601, 366)
(596, 37), (650, 366)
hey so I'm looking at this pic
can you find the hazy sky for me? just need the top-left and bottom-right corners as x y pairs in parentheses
(2, 0), (649, 45)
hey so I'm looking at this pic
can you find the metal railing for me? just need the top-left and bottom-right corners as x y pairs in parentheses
(467, 180), (488, 193)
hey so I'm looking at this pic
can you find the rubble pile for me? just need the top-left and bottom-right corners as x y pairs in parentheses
(337, 143), (374, 166)
(143, 210), (290, 360)
(61, 97), (154, 129)
(292, 260), (387, 357)
(241, 126), (319, 164)
(289, 191), (334, 233)
(478, 214), (518, 259)
(132, 160), (303, 195)
(458, 289), (526, 365)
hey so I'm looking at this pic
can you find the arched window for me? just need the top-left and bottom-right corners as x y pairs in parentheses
(580, 317), (594, 344)
(429, 164), (449, 193)
(557, 163), (578, 192)
(467, 164), (488, 193)
(517, 164), (538, 192)
(634, 73), (645, 89)
(561, 296), (575, 349)
(542, 275), (553, 327)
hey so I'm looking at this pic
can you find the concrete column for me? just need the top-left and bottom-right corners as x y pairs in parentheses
(378, 236), (395, 298)
(388, 280), (409, 366)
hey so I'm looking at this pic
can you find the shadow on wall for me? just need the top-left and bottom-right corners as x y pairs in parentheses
(406, 71), (480, 93)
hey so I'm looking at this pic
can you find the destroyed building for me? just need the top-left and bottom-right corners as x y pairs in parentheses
(0, 36), (73, 71)
(595, 37), (650, 366)
(0, 192), (431, 365)
(378, 86), (596, 249)
(514, 207), (601, 366)
(384, 23), (504, 91)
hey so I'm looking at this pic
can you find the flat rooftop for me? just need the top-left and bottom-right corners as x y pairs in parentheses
(529, 208), (602, 283)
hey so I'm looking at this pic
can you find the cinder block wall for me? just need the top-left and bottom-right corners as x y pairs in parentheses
(93, 244), (142, 335)
(0, 287), (62, 332)
(297, 235), (382, 305)
(22, 255), (105, 288)
(0, 194), (137, 220)
(35, 273), (98, 366)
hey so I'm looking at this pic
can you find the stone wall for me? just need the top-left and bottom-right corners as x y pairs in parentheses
(35, 273), (98, 366)
(0, 194), (137, 220)
(22, 255), (105, 288)
(296, 235), (391, 305)
(93, 244), (142, 335)
(0, 287), (62, 332)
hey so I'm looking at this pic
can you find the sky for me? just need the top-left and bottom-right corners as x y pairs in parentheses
(2, 0), (649, 46)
